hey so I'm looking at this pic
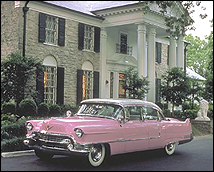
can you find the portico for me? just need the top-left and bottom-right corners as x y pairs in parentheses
(94, 2), (185, 103)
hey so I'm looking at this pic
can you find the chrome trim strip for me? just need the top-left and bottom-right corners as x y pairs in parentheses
(81, 136), (160, 146)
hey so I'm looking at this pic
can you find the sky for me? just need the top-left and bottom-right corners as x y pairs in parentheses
(185, 1), (213, 40)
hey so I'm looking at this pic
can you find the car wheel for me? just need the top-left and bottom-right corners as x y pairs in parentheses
(35, 149), (54, 160)
(164, 142), (176, 155)
(88, 144), (106, 167)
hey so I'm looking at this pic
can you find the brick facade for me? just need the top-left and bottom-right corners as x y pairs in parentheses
(1, 1), (23, 58)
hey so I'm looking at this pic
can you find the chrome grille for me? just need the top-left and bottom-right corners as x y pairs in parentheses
(37, 132), (74, 150)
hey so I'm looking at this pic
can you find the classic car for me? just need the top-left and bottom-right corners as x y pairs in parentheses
(24, 99), (193, 167)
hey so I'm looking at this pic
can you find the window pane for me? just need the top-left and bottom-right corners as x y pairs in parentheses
(45, 15), (58, 44)
(84, 25), (94, 51)
(44, 66), (57, 104)
(82, 70), (93, 100)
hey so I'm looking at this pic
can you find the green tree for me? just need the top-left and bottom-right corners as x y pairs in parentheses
(1, 51), (43, 105)
(204, 19), (213, 102)
(161, 67), (191, 115)
(185, 34), (208, 77)
(122, 67), (149, 99)
(139, 1), (207, 37)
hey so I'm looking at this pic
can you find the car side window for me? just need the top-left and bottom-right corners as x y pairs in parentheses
(125, 106), (142, 121)
(142, 106), (158, 121)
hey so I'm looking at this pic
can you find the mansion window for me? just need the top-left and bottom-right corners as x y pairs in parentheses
(110, 72), (114, 98)
(84, 25), (95, 51)
(78, 23), (100, 52)
(39, 13), (65, 46)
(45, 15), (58, 45)
(44, 66), (57, 104)
(82, 70), (93, 100)
(120, 33), (127, 54)
(118, 73), (126, 98)
(116, 32), (132, 55)
(156, 42), (162, 63)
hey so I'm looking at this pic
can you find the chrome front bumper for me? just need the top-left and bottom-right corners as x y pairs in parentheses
(24, 131), (90, 156)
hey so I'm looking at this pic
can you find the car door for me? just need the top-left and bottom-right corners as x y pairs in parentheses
(142, 106), (163, 149)
(121, 106), (149, 153)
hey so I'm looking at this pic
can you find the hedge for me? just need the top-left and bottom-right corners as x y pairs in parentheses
(1, 137), (30, 152)
(1, 121), (26, 141)
(17, 98), (37, 117)
(1, 102), (16, 114)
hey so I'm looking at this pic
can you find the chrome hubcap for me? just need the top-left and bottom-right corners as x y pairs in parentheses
(167, 143), (174, 151)
(91, 146), (102, 162)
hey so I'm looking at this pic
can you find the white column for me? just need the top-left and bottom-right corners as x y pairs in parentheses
(137, 23), (147, 77)
(169, 37), (176, 68)
(177, 35), (184, 68)
(100, 28), (107, 98)
(147, 27), (156, 102)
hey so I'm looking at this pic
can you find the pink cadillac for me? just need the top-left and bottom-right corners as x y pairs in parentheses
(24, 99), (193, 167)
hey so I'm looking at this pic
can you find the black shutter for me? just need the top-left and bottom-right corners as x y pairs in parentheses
(77, 69), (83, 105)
(167, 45), (169, 65)
(94, 27), (100, 52)
(93, 71), (99, 98)
(78, 23), (84, 50)
(36, 67), (44, 104)
(57, 67), (64, 105)
(58, 18), (65, 46)
(155, 78), (161, 103)
(39, 13), (46, 43)
(156, 42), (162, 63)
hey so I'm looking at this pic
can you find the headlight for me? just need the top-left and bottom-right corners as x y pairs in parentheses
(26, 122), (33, 131)
(74, 128), (84, 138)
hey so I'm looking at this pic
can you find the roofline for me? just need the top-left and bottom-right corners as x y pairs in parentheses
(90, 2), (140, 13)
(39, 1), (104, 20)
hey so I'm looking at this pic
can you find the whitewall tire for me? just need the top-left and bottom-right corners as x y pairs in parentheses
(164, 142), (176, 155)
(88, 144), (106, 167)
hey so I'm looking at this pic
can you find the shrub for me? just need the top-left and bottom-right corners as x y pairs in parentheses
(173, 110), (183, 119)
(163, 109), (171, 117)
(182, 102), (191, 112)
(1, 137), (30, 152)
(1, 102), (16, 114)
(1, 121), (26, 140)
(17, 98), (37, 117)
(49, 104), (61, 117)
(184, 109), (198, 119)
(61, 104), (78, 116)
(1, 120), (13, 126)
(208, 103), (213, 119)
(1, 114), (17, 125)
(38, 103), (49, 117)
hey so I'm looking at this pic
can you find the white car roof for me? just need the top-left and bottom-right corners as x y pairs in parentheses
(80, 98), (162, 111)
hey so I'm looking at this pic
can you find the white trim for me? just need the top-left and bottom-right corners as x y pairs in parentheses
(43, 55), (57, 67)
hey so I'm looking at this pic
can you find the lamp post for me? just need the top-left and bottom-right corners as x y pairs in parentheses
(23, 1), (29, 58)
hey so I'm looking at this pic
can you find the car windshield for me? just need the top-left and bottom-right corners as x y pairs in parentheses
(77, 103), (124, 120)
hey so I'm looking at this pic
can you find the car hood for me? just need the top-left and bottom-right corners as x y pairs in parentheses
(38, 115), (119, 136)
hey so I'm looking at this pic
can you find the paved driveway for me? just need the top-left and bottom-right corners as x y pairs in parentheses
(1, 135), (213, 171)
